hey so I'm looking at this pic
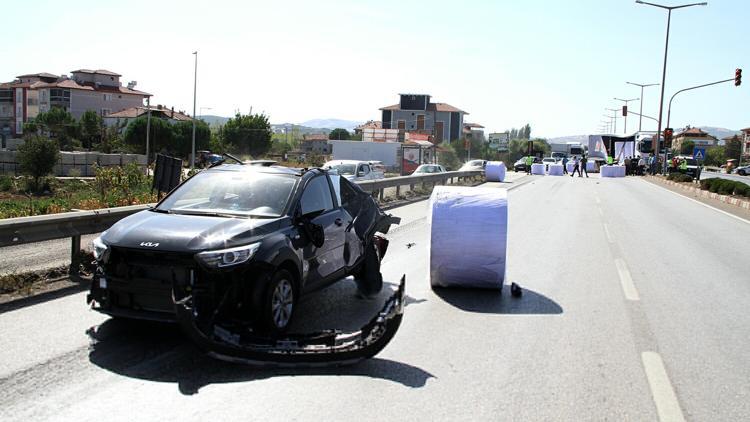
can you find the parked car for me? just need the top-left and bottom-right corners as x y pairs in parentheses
(368, 160), (387, 174)
(673, 155), (700, 178)
(323, 160), (385, 182)
(513, 156), (540, 172)
(459, 160), (487, 171)
(542, 157), (557, 171)
(413, 164), (446, 174)
(736, 164), (750, 176)
(87, 164), (400, 335)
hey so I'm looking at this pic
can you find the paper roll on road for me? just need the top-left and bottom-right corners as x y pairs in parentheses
(566, 162), (575, 173)
(428, 186), (507, 289)
(485, 161), (506, 182)
(547, 163), (564, 176)
(601, 165), (626, 177)
(531, 163), (545, 175)
(587, 161), (597, 172)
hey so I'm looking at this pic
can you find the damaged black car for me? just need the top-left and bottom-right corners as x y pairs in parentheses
(87, 163), (402, 365)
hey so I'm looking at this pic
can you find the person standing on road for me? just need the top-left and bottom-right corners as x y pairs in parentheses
(570, 155), (581, 177)
(526, 155), (533, 174)
(562, 156), (569, 174)
(638, 156), (645, 175)
(580, 154), (589, 178)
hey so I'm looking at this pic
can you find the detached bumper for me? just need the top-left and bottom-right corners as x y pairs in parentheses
(173, 275), (406, 367)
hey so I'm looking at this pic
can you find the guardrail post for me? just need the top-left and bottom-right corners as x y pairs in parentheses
(378, 188), (384, 202)
(70, 235), (81, 277)
(396, 185), (400, 197)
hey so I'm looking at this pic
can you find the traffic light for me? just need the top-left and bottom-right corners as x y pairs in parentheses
(735, 68), (742, 86)
(664, 127), (673, 148)
(622, 105), (628, 116)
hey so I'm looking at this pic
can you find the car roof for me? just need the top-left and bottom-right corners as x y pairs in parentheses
(206, 163), (304, 176)
(325, 160), (369, 165)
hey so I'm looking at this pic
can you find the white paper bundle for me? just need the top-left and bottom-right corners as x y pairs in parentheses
(601, 165), (626, 177)
(566, 162), (575, 173)
(485, 161), (506, 182)
(428, 186), (507, 289)
(586, 161), (597, 172)
(547, 163), (564, 176)
(531, 163), (545, 175)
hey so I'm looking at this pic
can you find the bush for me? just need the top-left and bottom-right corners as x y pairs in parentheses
(717, 180), (735, 195)
(666, 173), (693, 183)
(709, 179), (723, 193)
(17, 136), (60, 192)
(734, 183), (749, 197)
(0, 175), (12, 192)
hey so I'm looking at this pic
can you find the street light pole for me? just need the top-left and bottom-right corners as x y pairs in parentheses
(145, 97), (151, 175)
(191, 51), (198, 170)
(626, 81), (659, 132)
(635, 0), (707, 172)
(614, 97), (639, 134)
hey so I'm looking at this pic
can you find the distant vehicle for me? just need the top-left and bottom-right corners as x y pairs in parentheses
(323, 160), (385, 182)
(673, 155), (700, 178)
(368, 161), (387, 174)
(542, 157), (556, 171)
(551, 152), (566, 161)
(513, 156), (540, 172)
(413, 164), (446, 174)
(736, 164), (749, 176)
(459, 160), (487, 171)
(247, 159), (278, 167)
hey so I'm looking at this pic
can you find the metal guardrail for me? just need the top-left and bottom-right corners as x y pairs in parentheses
(0, 170), (483, 272)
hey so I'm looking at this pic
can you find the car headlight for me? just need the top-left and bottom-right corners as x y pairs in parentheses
(196, 242), (261, 269)
(92, 235), (109, 261)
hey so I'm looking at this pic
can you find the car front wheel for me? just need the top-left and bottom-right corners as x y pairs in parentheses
(739, 170), (747, 176)
(261, 269), (296, 334)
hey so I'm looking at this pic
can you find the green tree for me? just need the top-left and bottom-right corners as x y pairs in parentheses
(680, 140), (695, 155)
(171, 120), (211, 158)
(17, 136), (60, 192)
(123, 116), (174, 156)
(329, 128), (351, 140)
(79, 110), (103, 150)
(32, 108), (78, 140)
(705, 146), (726, 167)
(221, 113), (272, 158)
(726, 136), (742, 161)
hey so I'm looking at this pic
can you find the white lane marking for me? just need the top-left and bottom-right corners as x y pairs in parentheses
(603, 223), (615, 243)
(642, 351), (686, 422)
(597, 207), (604, 217)
(615, 258), (639, 301)
(643, 179), (750, 225)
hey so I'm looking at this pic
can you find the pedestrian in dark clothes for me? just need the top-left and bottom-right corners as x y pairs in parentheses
(580, 154), (589, 177)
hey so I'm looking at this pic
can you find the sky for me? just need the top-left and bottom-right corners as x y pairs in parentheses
(2, 0), (748, 138)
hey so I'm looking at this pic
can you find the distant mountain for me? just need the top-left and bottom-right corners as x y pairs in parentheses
(299, 119), (363, 131)
(200, 115), (230, 126)
(697, 126), (740, 142)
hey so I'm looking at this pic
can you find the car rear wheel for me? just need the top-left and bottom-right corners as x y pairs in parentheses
(739, 170), (747, 176)
(260, 270), (296, 334)
(354, 241), (383, 298)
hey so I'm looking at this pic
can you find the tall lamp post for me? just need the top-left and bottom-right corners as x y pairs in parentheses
(613, 97), (639, 134)
(191, 51), (198, 170)
(626, 81), (659, 132)
(635, 0), (707, 172)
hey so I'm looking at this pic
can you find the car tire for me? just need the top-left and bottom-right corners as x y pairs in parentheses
(739, 170), (747, 176)
(354, 241), (383, 298)
(260, 269), (296, 334)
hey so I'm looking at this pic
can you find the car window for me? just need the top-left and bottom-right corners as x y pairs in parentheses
(360, 165), (370, 174)
(300, 175), (334, 215)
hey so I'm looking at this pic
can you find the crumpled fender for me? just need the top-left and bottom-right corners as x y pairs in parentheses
(173, 275), (405, 367)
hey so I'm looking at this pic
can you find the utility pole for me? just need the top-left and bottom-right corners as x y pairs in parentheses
(145, 97), (151, 175)
(614, 97), (639, 134)
(606, 108), (619, 133)
(191, 51), (198, 170)
(626, 82), (659, 132)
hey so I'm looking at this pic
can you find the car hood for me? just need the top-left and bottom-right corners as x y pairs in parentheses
(101, 210), (284, 252)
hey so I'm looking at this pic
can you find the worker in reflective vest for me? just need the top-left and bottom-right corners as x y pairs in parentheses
(526, 156), (533, 174)
(679, 159), (688, 173)
(607, 155), (614, 165)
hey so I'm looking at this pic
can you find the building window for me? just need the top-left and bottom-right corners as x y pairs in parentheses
(50, 89), (71, 102)
(417, 115), (425, 130)
(0, 89), (12, 102)
(397, 120), (405, 130)
(101, 108), (111, 116)
(103, 93), (113, 101)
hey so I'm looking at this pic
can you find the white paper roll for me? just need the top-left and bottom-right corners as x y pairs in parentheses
(547, 163), (564, 176)
(485, 161), (506, 182)
(566, 162), (575, 173)
(601, 165), (626, 177)
(428, 186), (507, 289)
(586, 161), (597, 172)
(531, 163), (545, 175)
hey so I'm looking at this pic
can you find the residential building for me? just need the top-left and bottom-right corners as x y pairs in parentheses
(379, 94), (467, 144)
(463, 122), (486, 142)
(672, 127), (718, 151)
(0, 69), (150, 138)
(741, 127), (750, 158)
(301, 133), (332, 154)
(354, 120), (382, 135)
(103, 105), (193, 130)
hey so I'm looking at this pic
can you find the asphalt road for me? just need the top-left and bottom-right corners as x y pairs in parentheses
(1, 173), (748, 421)
(700, 171), (750, 186)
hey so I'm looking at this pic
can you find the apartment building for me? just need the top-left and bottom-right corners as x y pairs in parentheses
(379, 94), (468, 144)
(0, 69), (150, 138)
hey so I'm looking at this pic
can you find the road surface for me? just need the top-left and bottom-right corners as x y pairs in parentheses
(1, 173), (748, 421)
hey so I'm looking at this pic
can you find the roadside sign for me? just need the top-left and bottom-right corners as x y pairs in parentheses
(693, 147), (706, 161)
(488, 132), (509, 152)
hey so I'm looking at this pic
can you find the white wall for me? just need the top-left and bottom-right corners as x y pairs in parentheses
(329, 140), (401, 167)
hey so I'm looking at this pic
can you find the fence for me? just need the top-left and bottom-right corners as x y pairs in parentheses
(0, 151), (146, 177)
(0, 169), (483, 278)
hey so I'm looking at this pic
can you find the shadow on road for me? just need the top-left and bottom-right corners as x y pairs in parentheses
(87, 316), (434, 395)
(432, 286), (563, 315)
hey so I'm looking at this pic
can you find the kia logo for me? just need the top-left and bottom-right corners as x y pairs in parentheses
(140, 242), (160, 247)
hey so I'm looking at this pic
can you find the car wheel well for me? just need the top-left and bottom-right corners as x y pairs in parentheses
(276, 260), (300, 292)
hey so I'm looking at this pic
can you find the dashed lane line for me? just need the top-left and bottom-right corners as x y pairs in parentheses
(642, 351), (686, 422)
(615, 258), (639, 301)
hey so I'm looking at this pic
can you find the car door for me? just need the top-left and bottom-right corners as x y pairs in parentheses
(297, 174), (347, 288)
(330, 174), (363, 270)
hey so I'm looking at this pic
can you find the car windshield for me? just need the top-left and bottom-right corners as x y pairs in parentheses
(327, 163), (357, 175)
(156, 170), (297, 217)
(417, 165), (439, 173)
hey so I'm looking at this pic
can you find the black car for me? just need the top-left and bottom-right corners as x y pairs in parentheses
(88, 164), (400, 336)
